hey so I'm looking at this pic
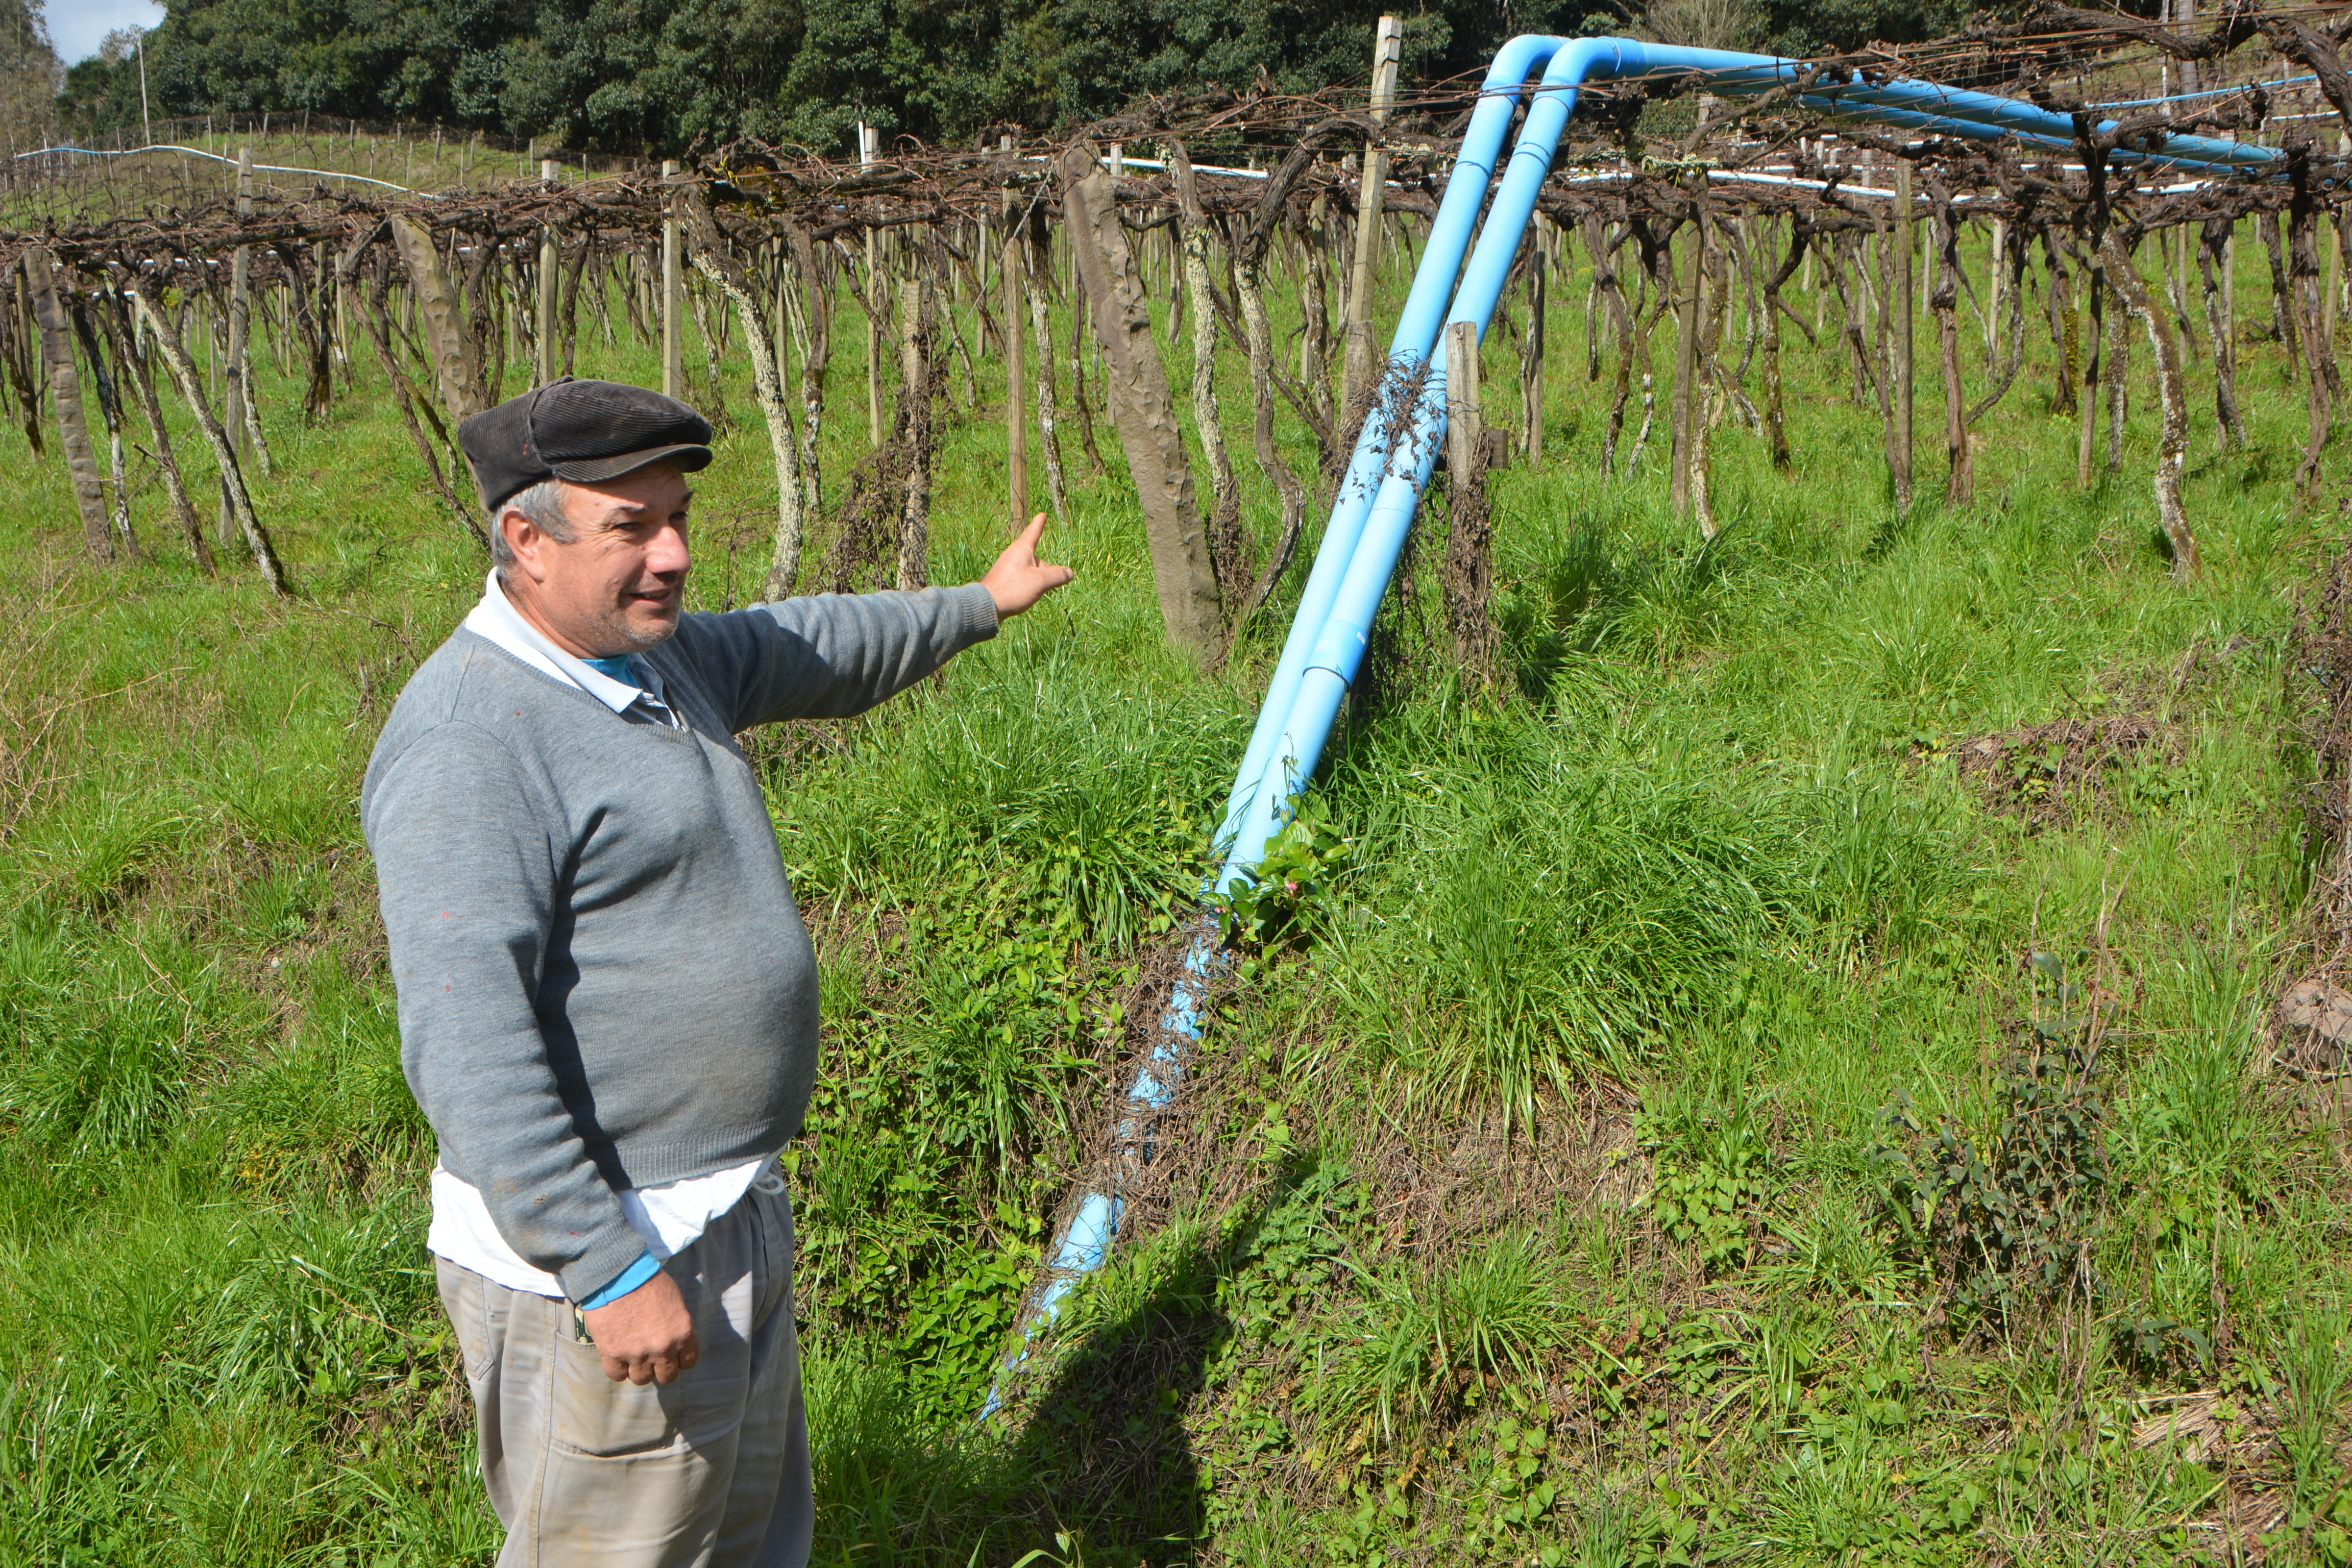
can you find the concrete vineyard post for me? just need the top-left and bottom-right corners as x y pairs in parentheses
(1001, 135), (1027, 531)
(660, 159), (682, 400)
(1522, 216), (1546, 470)
(1989, 218), (2007, 359)
(538, 161), (561, 388)
(1891, 157), (1914, 514)
(861, 125), (882, 448)
(1340, 15), (1403, 420)
(1669, 204), (1701, 514)
(222, 146), (253, 540)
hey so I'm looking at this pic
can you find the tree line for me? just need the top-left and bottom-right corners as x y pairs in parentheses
(50, 0), (1988, 160)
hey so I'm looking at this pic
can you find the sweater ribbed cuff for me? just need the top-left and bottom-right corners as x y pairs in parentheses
(951, 581), (1001, 643)
(558, 1222), (661, 1306)
(578, 1250), (662, 1310)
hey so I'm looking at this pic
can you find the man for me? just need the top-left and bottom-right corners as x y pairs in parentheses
(361, 379), (1072, 1567)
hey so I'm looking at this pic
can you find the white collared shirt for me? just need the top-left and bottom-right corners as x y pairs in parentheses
(424, 571), (771, 1298)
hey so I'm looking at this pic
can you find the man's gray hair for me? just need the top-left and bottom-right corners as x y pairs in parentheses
(489, 479), (574, 570)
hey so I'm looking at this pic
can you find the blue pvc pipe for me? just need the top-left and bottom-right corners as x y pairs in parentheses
(1617, 44), (2280, 172)
(987, 39), (2284, 1420)
(1213, 38), (2284, 889)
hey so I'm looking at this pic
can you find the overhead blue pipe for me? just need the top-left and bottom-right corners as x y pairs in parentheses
(987, 38), (2284, 1420)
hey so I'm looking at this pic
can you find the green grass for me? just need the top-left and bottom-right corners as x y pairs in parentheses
(0, 217), (2346, 1566)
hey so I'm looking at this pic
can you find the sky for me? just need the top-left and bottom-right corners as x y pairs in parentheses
(42, 0), (167, 67)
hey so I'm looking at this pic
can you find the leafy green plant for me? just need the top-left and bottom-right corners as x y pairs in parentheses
(1639, 1102), (1773, 1275)
(1214, 794), (1351, 955)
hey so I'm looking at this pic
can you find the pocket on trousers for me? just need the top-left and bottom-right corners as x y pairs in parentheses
(433, 1257), (497, 1387)
(550, 1332), (683, 1457)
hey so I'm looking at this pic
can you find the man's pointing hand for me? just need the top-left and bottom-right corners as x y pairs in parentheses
(981, 514), (1075, 620)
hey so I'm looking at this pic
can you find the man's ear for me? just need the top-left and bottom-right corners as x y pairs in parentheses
(501, 507), (549, 583)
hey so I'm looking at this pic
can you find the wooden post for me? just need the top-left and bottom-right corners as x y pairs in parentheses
(1521, 216), (1546, 469)
(537, 164), (562, 388)
(1443, 317), (1500, 682)
(861, 124), (883, 447)
(1340, 15), (1403, 419)
(1446, 318), (1481, 485)
(1890, 158), (1915, 514)
(660, 159), (683, 399)
(1002, 135), (1027, 530)
(22, 249), (112, 559)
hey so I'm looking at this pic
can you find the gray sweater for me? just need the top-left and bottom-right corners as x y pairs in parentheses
(362, 585), (999, 1300)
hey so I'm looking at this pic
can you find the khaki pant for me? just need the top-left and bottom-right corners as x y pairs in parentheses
(436, 1182), (811, 1568)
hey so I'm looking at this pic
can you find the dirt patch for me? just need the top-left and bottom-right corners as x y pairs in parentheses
(2270, 977), (2352, 1081)
(1352, 1088), (1646, 1266)
(1950, 713), (2168, 827)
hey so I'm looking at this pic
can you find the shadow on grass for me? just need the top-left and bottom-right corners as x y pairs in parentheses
(811, 1227), (1239, 1566)
(808, 1155), (1346, 1567)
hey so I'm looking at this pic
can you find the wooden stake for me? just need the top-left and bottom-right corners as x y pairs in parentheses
(23, 248), (112, 559)
(1522, 217), (1546, 470)
(1446, 318), (1481, 482)
(1443, 317), (1500, 683)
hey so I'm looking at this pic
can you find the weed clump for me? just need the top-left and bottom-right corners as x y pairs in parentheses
(1874, 1052), (2108, 1332)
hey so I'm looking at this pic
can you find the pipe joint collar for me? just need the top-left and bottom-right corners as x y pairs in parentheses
(1305, 615), (1372, 687)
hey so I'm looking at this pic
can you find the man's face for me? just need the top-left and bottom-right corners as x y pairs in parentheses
(503, 464), (692, 658)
